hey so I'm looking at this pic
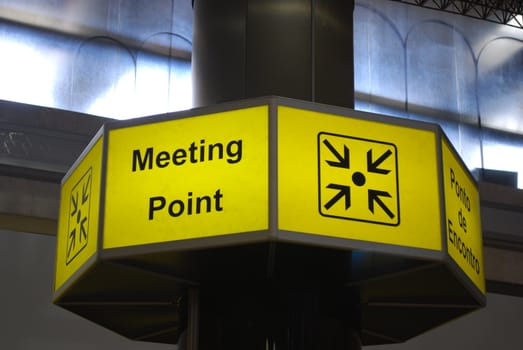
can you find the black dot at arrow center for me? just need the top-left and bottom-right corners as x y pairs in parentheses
(352, 172), (366, 186)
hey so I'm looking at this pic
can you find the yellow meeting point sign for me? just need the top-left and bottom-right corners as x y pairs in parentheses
(55, 134), (103, 292)
(278, 106), (442, 252)
(442, 139), (485, 294)
(54, 98), (485, 301)
(102, 106), (269, 249)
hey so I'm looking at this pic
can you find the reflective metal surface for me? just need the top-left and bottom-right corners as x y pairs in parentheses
(0, 0), (192, 119)
(0, 0), (523, 186)
(192, 0), (354, 108)
(354, 0), (523, 186)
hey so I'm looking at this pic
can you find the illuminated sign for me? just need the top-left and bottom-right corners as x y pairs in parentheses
(54, 98), (485, 343)
(55, 136), (103, 291)
(54, 98), (485, 304)
(278, 106), (442, 252)
(442, 139), (485, 294)
(102, 106), (269, 249)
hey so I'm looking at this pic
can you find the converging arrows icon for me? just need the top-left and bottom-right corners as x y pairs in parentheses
(66, 167), (92, 264)
(320, 133), (399, 224)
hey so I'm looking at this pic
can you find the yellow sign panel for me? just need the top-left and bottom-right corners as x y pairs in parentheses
(55, 136), (103, 292)
(103, 106), (269, 249)
(278, 106), (442, 251)
(442, 139), (485, 294)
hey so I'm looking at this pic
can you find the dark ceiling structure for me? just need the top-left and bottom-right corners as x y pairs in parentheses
(392, 0), (523, 28)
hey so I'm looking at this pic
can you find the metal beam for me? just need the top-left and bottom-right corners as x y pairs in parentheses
(391, 0), (523, 28)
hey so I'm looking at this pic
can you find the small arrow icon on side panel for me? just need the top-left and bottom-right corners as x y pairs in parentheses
(80, 217), (88, 242)
(66, 167), (93, 265)
(82, 174), (91, 204)
(70, 193), (78, 217)
(67, 229), (76, 260)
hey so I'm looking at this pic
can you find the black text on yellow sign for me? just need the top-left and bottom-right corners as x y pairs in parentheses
(446, 168), (481, 275)
(130, 138), (242, 221)
(442, 139), (485, 293)
(102, 106), (269, 249)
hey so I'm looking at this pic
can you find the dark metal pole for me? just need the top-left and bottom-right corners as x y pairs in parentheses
(192, 283), (361, 350)
(192, 0), (354, 109)
(190, 1), (357, 349)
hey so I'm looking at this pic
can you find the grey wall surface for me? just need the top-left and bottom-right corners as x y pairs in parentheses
(2, 0), (523, 186)
(370, 295), (523, 350)
(0, 230), (173, 349)
(1, 229), (523, 349)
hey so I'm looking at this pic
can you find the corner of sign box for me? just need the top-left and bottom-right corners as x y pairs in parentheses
(443, 254), (487, 307)
(52, 251), (101, 304)
(60, 125), (107, 186)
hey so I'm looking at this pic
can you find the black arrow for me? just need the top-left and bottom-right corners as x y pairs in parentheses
(80, 217), (88, 242)
(67, 229), (76, 259)
(367, 149), (392, 174)
(323, 139), (350, 169)
(368, 190), (394, 219)
(70, 193), (78, 217)
(324, 184), (351, 210)
(82, 175), (91, 204)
